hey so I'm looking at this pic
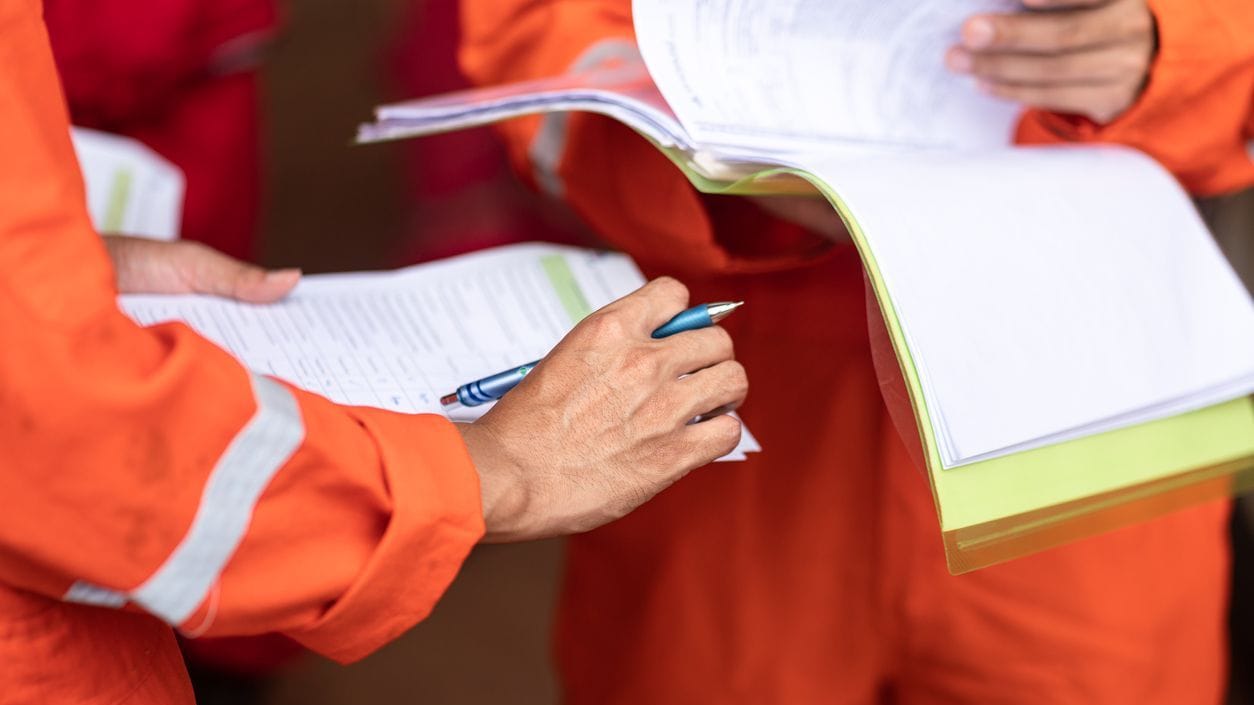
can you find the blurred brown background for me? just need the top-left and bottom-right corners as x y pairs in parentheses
(259, 0), (409, 274)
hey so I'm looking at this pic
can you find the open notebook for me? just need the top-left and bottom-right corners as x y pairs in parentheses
(120, 244), (760, 462)
(357, 0), (1254, 570)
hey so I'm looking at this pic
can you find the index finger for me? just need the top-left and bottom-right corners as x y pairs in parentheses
(602, 276), (692, 335)
(961, 5), (1137, 53)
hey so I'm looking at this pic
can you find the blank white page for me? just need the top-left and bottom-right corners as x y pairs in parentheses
(632, 0), (1020, 154)
(801, 147), (1254, 467)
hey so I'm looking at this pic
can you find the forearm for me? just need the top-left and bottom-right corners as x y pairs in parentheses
(0, 301), (484, 660)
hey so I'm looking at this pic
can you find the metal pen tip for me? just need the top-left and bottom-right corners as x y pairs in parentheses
(708, 301), (744, 323)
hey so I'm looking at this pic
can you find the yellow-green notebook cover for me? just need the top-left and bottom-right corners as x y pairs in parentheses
(664, 152), (1254, 574)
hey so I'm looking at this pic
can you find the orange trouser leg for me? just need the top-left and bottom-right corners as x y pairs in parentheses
(0, 586), (194, 704)
(555, 249), (1228, 705)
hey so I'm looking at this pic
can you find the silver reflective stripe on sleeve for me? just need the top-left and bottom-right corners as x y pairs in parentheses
(64, 374), (305, 627)
(64, 581), (127, 608)
(1247, 140), (1253, 162)
(530, 38), (642, 199)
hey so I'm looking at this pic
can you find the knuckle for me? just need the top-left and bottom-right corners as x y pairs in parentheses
(1120, 1), (1154, 38)
(636, 427), (681, 468)
(622, 346), (663, 380)
(708, 416), (743, 455)
(1001, 17), (1039, 47)
(1046, 18), (1079, 48)
(650, 276), (689, 303)
(987, 16), (1014, 42)
(724, 360), (749, 395)
(709, 326), (735, 359)
(1114, 48), (1149, 76)
(658, 440), (692, 475)
(580, 310), (629, 342)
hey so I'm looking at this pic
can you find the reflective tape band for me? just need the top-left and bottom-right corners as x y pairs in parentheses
(64, 374), (304, 629)
(530, 38), (642, 198)
(64, 581), (127, 609)
(1247, 140), (1253, 162)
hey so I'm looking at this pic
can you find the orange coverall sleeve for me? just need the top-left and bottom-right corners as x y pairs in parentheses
(1019, 0), (1254, 197)
(0, 0), (483, 664)
(459, 2), (831, 278)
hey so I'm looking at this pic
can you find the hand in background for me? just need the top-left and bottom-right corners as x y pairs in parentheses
(103, 235), (300, 302)
(946, 0), (1156, 124)
(460, 277), (748, 542)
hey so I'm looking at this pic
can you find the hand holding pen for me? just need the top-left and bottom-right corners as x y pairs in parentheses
(456, 277), (748, 541)
(443, 301), (743, 408)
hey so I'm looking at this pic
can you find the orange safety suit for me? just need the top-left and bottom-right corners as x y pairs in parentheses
(460, 1), (1254, 703)
(0, 1), (485, 701)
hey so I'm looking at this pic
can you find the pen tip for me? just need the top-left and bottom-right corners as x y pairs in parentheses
(440, 393), (461, 408)
(707, 300), (744, 323)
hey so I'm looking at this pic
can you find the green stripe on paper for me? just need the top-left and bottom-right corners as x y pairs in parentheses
(541, 254), (591, 325)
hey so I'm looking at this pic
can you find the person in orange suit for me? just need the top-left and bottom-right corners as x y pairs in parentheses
(459, 0), (1254, 702)
(0, 1), (751, 700)
(43, 0), (277, 261)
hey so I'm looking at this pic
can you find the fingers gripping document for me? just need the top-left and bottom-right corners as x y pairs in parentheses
(119, 244), (760, 461)
(632, 0), (1020, 154)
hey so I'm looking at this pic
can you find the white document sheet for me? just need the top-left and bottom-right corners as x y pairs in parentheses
(800, 147), (1254, 467)
(359, 63), (693, 152)
(632, 0), (1020, 154)
(71, 127), (185, 240)
(120, 244), (760, 461)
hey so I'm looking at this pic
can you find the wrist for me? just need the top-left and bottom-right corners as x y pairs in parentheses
(456, 422), (533, 542)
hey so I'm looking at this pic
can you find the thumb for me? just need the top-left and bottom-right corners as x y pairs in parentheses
(176, 242), (301, 303)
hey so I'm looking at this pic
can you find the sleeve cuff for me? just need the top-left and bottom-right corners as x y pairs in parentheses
(285, 411), (484, 663)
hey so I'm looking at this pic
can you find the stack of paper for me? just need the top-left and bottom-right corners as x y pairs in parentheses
(358, 65), (691, 152)
(799, 149), (1254, 468)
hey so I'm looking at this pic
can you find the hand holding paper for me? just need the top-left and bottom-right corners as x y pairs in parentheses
(104, 235), (300, 303)
(947, 0), (1156, 123)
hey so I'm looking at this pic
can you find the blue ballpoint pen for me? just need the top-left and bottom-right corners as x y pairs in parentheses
(440, 301), (744, 408)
